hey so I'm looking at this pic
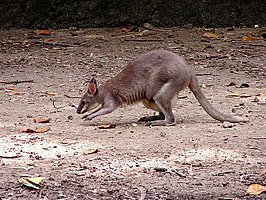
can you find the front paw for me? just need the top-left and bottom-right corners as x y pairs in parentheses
(81, 114), (92, 121)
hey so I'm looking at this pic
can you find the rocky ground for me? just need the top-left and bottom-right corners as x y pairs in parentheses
(0, 27), (265, 199)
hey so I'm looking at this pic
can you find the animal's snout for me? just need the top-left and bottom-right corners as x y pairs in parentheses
(77, 108), (87, 114)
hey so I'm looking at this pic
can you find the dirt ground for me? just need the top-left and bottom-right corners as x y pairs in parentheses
(0, 27), (265, 199)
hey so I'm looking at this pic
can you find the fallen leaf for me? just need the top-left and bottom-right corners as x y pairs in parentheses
(34, 117), (51, 123)
(246, 184), (266, 195)
(19, 128), (36, 133)
(83, 149), (98, 155)
(43, 38), (53, 43)
(8, 91), (21, 95)
(262, 169), (266, 176)
(203, 32), (220, 39)
(241, 36), (263, 41)
(34, 30), (52, 35)
(223, 37), (232, 42)
(98, 124), (116, 129)
(5, 87), (16, 91)
(19, 127), (49, 133)
(121, 27), (130, 33)
(35, 127), (50, 133)
(17, 177), (44, 190)
(5, 87), (22, 95)
(26, 177), (45, 185)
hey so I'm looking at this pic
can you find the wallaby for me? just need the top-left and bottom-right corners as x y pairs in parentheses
(77, 50), (249, 126)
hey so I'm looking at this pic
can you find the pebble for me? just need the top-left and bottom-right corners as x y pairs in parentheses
(222, 122), (235, 128)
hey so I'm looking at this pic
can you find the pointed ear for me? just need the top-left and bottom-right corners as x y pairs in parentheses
(88, 77), (97, 94)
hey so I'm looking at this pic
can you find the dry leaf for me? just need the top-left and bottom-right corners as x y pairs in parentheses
(43, 38), (53, 43)
(121, 28), (130, 33)
(8, 91), (21, 95)
(5, 87), (16, 91)
(241, 36), (263, 41)
(83, 149), (98, 155)
(19, 128), (35, 133)
(34, 30), (52, 35)
(262, 169), (266, 176)
(98, 124), (116, 129)
(19, 127), (49, 133)
(34, 117), (51, 123)
(223, 37), (232, 42)
(17, 177), (44, 190)
(35, 127), (50, 133)
(5, 87), (22, 95)
(246, 184), (266, 195)
(203, 32), (220, 39)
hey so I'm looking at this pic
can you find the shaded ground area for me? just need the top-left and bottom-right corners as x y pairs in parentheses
(0, 27), (265, 199)
(1, 1), (266, 28)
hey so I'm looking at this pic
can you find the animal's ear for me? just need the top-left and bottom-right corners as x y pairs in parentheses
(88, 77), (97, 94)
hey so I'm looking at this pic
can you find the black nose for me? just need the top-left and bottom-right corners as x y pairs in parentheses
(77, 109), (81, 114)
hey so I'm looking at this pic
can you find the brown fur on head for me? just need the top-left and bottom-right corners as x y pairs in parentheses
(76, 78), (100, 114)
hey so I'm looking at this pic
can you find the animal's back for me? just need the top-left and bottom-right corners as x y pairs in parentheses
(104, 50), (193, 104)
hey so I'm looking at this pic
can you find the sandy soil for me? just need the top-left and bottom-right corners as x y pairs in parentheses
(0, 27), (265, 199)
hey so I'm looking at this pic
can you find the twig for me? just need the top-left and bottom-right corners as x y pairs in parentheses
(51, 98), (78, 109)
(249, 137), (266, 140)
(51, 98), (68, 109)
(35, 41), (74, 47)
(64, 94), (81, 98)
(0, 80), (34, 84)
(196, 73), (213, 76)
(68, 100), (78, 109)
(123, 39), (164, 42)
(211, 170), (235, 176)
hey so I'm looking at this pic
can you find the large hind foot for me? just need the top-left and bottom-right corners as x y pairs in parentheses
(145, 120), (176, 126)
(138, 112), (165, 122)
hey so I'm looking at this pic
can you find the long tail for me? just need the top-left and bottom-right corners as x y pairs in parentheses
(188, 75), (249, 123)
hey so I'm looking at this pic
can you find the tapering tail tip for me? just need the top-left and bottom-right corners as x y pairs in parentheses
(225, 116), (249, 123)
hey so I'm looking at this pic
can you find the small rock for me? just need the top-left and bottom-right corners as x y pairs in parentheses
(208, 127), (215, 133)
(227, 26), (235, 31)
(143, 23), (154, 30)
(67, 115), (73, 120)
(239, 83), (249, 88)
(132, 123), (138, 127)
(222, 122), (234, 128)
(154, 167), (167, 172)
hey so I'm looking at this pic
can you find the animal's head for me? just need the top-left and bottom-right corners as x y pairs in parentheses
(77, 78), (100, 114)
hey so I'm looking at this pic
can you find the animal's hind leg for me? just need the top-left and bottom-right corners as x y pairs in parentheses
(139, 99), (165, 122)
(146, 100), (175, 126)
(146, 90), (176, 126)
(138, 112), (165, 122)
